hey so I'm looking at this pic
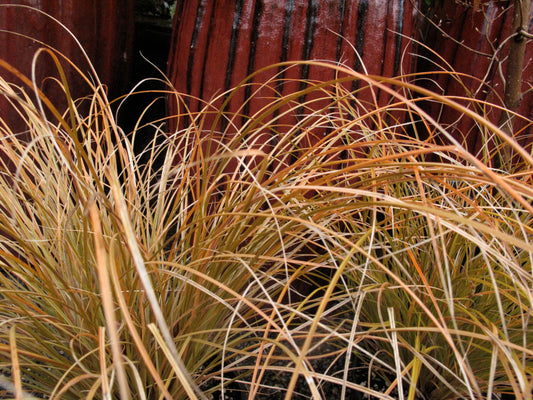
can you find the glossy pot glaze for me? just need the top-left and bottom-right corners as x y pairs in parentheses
(419, 1), (533, 153)
(167, 0), (420, 136)
(0, 1), (134, 133)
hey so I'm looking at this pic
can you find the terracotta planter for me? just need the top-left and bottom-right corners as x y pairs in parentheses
(0, 1), (134, 133)
(167, 0), (421, 138)
(419, 1), (533, 153)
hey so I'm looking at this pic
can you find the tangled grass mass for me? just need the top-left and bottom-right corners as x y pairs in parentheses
(0, 32), (532, 400)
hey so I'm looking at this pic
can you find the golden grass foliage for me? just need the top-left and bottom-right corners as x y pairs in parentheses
(0, 50), (532, 400)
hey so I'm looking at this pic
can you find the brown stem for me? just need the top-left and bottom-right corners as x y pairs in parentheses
(497, 0), (531, 168)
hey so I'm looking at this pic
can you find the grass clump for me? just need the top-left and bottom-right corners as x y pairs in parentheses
(0, 48), (531, 400)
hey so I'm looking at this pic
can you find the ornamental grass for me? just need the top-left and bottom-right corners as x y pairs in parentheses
(0, 41), (531, 400)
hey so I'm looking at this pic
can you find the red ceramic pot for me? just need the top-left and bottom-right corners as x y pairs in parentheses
(167, 0), (421, 141)
(419, 1), (533, 155)
(0, 1), (134, 133)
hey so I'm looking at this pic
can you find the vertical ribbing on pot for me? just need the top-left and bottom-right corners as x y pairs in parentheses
(166, 0), (420, 135)
(418, 1), (533, 155)
(0, 0), (134, 134)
